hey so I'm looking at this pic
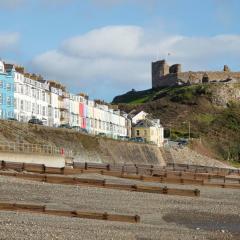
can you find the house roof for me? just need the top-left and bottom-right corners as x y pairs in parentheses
(133, 119), (155, 128)
(128, 110), (148, 120)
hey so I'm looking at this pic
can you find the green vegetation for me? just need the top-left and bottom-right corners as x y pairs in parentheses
(214, 103), (240, 131)
(113, 85), (211, 105)
(112, 88), (157, 104)
(113, 84), (240, 165)
(195, 114), (216, 124)
(169, 85), (211, 104)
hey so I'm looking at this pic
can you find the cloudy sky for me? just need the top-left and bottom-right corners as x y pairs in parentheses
(0, 0), (240, 101)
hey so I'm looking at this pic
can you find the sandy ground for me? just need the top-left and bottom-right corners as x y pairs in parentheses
(0, 173), (240, 240)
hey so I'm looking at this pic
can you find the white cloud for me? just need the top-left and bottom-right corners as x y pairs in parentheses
(0, 0), (26, 8)
(0, 32), (20, 52)
(61, 26), (144, 58)
(32, 25), (240, 100)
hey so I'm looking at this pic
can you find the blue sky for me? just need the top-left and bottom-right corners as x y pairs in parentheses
(0, 0), (240, 101)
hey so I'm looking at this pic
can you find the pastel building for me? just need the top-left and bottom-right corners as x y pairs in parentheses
(8, 65), (50, 124)
(69, 93), (81, 127)
(86, 100), (95, 134)
(78, 95), (87, 129)
(132, 117), (164, 147)
(0, 61), (14, 119)
(0, 60), (132, 140)
(48, 81), (63, 127)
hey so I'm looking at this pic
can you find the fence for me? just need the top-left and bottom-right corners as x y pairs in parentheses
(0, 141), (73, 158)
(0, 161), (200, 198)
(0, 202), (140, 223)
(1, 160), (240, 190)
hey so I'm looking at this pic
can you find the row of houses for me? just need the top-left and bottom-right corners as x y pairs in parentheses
(0, 60), (164, 146)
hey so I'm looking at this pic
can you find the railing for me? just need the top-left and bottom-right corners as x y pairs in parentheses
(0, 141), (73, 157)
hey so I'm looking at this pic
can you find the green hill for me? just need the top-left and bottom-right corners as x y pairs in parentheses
(113, 83), (240, 166)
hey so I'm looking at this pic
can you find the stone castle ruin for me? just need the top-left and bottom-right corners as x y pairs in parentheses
(152, 60), (240, 88)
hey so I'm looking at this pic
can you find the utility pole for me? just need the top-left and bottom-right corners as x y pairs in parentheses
(169, 125), (171, 140)
(188, 121), (191, 141)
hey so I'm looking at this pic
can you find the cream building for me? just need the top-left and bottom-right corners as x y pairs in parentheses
(132, 118), (164, 147)
(48, 84), (62, 127)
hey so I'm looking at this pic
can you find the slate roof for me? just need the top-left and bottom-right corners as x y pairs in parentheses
(133, 119), (155, 128)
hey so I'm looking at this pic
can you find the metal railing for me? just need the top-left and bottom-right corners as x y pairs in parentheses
(0, 141), (73, 157)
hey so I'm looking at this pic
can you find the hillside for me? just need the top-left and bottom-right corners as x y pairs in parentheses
(0, 119), (165, 166)
(112, 83), (240, 166)
(0, 119), (229, 168)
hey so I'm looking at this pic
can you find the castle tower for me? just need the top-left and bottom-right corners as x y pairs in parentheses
(169, 64), (182, 74)
(223, 65), (231, 72)
(152, 60), (169, 88)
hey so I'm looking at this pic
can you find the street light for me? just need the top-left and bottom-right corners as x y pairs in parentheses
(183, 121), (191, 141)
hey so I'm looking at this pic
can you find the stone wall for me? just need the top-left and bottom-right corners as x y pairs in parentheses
(152, 60), (240, 88)
(178, 71), (240, 84)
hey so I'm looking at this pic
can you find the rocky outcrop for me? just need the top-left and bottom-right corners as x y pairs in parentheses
(210, 83), (240, 106)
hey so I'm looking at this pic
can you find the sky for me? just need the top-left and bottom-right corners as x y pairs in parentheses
(0, 0), (240, 101)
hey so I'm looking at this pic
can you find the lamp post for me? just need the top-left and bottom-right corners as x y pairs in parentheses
(183, 121), (191, 141)
(188, 121), (191, 141)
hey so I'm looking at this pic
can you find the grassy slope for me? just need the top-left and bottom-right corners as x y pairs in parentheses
(113, 84), (240, 165)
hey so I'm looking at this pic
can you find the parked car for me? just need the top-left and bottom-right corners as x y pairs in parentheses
(71, 126), (81, 131)
(97, 132), (106, 137)
(177, 139), (188, 146)
(130, 137), (145, 143)
(79, 128), (88, 134)
(59, 124), (71, 129)
(135, 137), (145, 143)
(28, 118), (43, 125)
(7, 117), (18, 121)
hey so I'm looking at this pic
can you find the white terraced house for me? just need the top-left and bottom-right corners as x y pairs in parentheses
(13, 68), (50, 125)
(48, 81), (64, 127)
(0, 61), (145, 141)
(69, 93), (80, 127)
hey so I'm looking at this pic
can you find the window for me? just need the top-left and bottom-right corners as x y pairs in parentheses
(32, 88), (35, 98)
(37, 104), (40, 114)
(32, 103), (35, 114)
(0, 94), (2, 105)
(8, 111), (13, 118)
(0, 80), (3, 88)
(7, 97), (11, 106)
(20, 85), (24, 94)
(136, 130), (140, 136)
(144, 130), (147, 136)
(26, 101), (31, 112)
(42, 92), (45, 101)
(20, 100), (24, 110)
(55, 109), (58, 118)
(6, 83), (11, 92)
(14, 98), (17, 108)
(42, 106), (46, 116)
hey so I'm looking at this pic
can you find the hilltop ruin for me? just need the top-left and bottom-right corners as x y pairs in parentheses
(152, 60), (240, 88)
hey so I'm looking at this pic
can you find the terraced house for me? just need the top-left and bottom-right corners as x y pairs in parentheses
(0, 61), (14, 119)
(6, 64), (50, 125)
(48, 81), (63, 127)
(0, 60), (163, 144)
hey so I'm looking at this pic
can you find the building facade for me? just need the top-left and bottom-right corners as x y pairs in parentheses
(132, 118), (164, 147)
(1, 60), (162, 143)
(0, 61), (14, 119)
(10, 67), (50, 124)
